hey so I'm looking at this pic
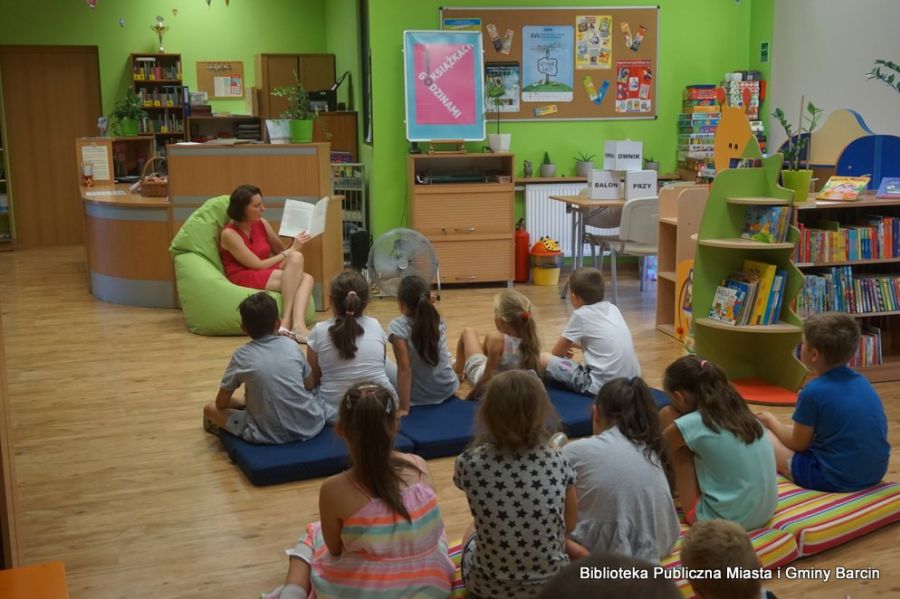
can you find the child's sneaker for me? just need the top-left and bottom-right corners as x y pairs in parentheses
(550, 432), (569, 449)
(203, 416), (221, 436)
(260, 586), (283, 599)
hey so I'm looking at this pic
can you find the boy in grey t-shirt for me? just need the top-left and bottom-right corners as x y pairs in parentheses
(202, 293), (326, 444)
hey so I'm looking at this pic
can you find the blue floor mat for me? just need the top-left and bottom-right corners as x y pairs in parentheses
(398, 396), (478, 459)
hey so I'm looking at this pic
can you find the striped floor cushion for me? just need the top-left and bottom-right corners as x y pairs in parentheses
(660, 525), (800, 598)
(768, 476), (900, 556)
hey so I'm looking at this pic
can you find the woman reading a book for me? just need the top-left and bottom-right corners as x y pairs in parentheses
(219, 184), (314, 343)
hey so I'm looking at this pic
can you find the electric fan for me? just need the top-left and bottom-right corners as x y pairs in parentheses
(366, 228), (441, 297)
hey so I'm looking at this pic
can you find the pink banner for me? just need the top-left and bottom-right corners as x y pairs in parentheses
(413, 42), (477, 125)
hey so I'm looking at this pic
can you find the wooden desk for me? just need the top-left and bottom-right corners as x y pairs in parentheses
(550, 194), (625, 298)
(0, 561), (69, 598)
(80, 184), (175, 308)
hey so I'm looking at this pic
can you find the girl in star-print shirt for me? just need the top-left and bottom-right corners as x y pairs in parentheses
(454, 370), (578, 599)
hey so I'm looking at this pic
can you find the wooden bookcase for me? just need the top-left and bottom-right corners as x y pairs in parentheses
(656, 183), (709, 338)
(794, 193), (900, 382)
(256, 53), (336, 119)
(130, 53), (185, 143)
(691, 154), (806, 393)
(408, 153), (514, 285)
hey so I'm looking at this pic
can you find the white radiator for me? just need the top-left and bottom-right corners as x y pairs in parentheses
(524, 183), (586, 254)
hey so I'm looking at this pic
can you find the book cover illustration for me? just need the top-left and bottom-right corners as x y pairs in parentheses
(876, 177), (900, 199)
(817, 176), (871, 201)
(740, 206), (789, 243)
(708, 284), (745, 325)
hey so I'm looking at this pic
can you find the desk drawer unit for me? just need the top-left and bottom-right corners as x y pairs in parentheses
(412, 188), (513, 236)
(431, 237), (513, 283)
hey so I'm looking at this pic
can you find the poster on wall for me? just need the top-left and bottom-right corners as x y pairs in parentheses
(443, 17), (481, 31)
(522, 26), (574, 102)
(615, 59), (653, 113)
(485, 62), (520, 113)
(403, 30), (486, 141)
(575, 15), (612, 69)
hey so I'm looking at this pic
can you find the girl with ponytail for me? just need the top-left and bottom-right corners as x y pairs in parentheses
(263, 383), (455, 599)
(660, 356), (778, 530)
(454, 289), (542, 399)
(306, 271), (395, 421)
(561, 377), (680, 563)
(387, 275), (458, 413)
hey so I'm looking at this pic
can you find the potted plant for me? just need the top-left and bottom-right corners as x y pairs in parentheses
(644, 156), (660, 172)
(271, 73), (317, 143)
(486, 77), (510, 152)
(574, 151), (596, 178)
(110, 92), (148, 137)
(540, 152), (556, 178)
(772, 99), (823, 202)
(866, 59), (900, 94)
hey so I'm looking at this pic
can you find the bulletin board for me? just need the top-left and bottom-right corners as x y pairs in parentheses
(196, 61), (244, 99)
(441, 6), (658, 121)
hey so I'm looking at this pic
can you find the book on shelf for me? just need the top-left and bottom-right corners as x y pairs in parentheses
(795, 216), (899, 264)
(876, 177), (900, 199)
(817, 175), (871, 201)
(740, 206), (790, 243)
(797, 266), (900, 317)
(708, 284), (747, 325)
(742, 259), (777, 325)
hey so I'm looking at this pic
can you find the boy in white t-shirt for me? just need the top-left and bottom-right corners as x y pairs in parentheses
(541, 268), (640, 395)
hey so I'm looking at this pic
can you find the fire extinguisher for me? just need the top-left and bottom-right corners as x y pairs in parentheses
(515, 218), (530, 283)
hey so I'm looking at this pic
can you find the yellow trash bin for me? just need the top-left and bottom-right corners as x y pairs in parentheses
(530, 237), (562, 286)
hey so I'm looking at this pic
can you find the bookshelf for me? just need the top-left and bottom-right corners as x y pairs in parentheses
(793, 192), (900, 382)
(130, 53), (185, 142)
(691, 154), (806, 396)
(186, 116), (263, 142)
(0, 117), (11, 248)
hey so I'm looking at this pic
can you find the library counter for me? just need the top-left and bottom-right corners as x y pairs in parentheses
(81, 184), (175, 308)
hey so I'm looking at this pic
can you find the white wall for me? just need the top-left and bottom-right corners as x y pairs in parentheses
(769, 0), (900, 151)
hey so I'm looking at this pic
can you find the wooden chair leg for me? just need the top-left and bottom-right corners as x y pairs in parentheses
(639, 256), (646, 291)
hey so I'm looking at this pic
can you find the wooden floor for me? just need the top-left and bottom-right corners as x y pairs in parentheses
(1, 247), (897, 598)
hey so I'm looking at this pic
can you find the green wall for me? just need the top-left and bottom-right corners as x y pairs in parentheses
(0, 0), (328, 117)
(749, 0), (775, 120)
(366, 0), (757, 236)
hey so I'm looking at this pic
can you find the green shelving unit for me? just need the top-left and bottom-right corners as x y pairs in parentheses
(691, 153), (806, 392)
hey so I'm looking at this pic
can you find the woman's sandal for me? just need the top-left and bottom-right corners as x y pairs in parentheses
(292, 331), (308, 345)
(278, 326), (297, 340)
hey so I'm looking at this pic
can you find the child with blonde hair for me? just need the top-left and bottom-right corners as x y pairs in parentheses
(454, 370), (577, 598)
(263, 382), (455, 599)
(454, 289), (541, 399)
(660, 356), (777, 530)
(681, 519), (779, 599)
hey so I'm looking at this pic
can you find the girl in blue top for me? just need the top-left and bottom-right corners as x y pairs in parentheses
(387, 275), (459, 413)
(659, 356), (777, 530)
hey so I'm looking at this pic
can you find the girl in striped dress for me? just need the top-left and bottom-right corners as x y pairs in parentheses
(262, 382), (455, 599)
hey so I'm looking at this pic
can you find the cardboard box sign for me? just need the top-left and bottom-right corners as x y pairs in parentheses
(625, 169), (658, 200)
(588, 169), (622, 200)
(603, 140), (643, 172)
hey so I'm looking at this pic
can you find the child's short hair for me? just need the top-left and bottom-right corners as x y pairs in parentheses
(568, 268), (605, 304)
(680, 519), (761, 599)
(537, 552), (681, 599)
(803, 312), (860, 366)
(238, 292), (278, 339)
(477, 370), (558, 453)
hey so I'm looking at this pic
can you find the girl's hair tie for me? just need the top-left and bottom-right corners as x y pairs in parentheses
(699, 359), (708, 368)
(522, 310), (531, 321)
(345, 310), (355, 316)
(347, 290), (358, 298)
(345, 384), (393, 414)
(629, 376), (639, 384)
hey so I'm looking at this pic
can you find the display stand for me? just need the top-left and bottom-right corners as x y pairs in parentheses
(691, 154), (806, 397)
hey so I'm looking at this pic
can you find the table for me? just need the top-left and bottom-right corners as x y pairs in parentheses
(549, 194), (625, 298)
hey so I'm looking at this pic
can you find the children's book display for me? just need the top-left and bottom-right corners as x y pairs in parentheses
(876, 177), (900, 199)
(817, 175), (871, 201)
(692, 151), (806, 396)
(796, 214), (899, 264)
(740, 206), (791, 244)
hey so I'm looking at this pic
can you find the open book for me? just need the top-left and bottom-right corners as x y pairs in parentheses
(278, 197), (329, 238)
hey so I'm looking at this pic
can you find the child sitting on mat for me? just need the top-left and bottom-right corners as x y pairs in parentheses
(758, 313), (889, 492)
(454, 370), (577, 599)
(306, 270), (396, 422)
(262, 382), (455, 599)
(386, 275), (458, 413)
(562, 377), (679, 563)
(541, 268), (640, 396)
(202, 292), (326, 444)
(681, 519), (779, 599)
(454, 289), (541, 399)
(660, 356), (777, 530)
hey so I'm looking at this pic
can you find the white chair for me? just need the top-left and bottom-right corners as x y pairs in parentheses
(591, 195), (659, 304)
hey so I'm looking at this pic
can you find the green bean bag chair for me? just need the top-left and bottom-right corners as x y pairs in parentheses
(169, 195), (315, 336)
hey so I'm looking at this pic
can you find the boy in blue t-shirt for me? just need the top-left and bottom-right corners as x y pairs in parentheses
(759, 313), (890, 492)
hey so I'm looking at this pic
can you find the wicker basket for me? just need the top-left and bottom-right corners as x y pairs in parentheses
(140, 156), (169, 198)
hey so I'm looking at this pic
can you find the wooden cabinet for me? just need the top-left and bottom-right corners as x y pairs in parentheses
(313, 112), (359, 160)
(256, 53), (336, 118)
(409, 153), (514, 285)
(655, 183), (709, 338)
(130, 53), (185, 143)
